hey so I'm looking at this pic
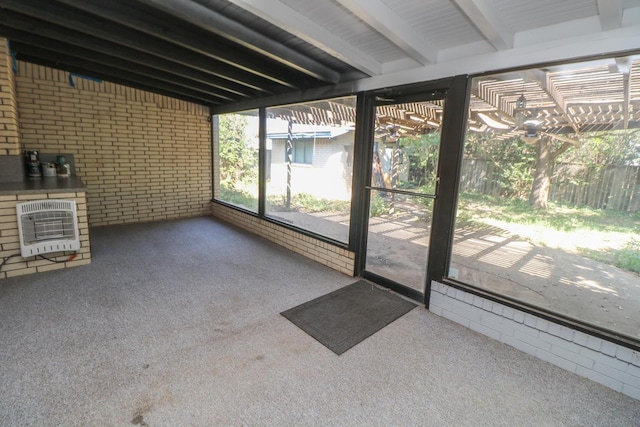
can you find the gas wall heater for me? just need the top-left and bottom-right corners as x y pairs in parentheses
(16, 199), (80, 257)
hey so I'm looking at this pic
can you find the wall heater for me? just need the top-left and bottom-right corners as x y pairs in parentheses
(16, 199), (80, 257)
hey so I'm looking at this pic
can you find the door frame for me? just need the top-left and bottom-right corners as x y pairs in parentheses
(350, 75), (470, 306)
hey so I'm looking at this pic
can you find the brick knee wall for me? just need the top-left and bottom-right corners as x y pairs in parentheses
(211, 202), (355, 276)
(430, 281), (640, 400)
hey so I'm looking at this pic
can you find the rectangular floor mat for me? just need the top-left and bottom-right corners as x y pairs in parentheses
(281, 280), (417, 355)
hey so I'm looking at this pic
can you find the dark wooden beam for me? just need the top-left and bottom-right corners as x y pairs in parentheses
(137, 0), (342, 84)
(9, 37), (237, 103)
(15, 49), (220, 106)
(0, 11), (263, 98)
(17, 54), (210, 107)
(55, 0), (320, 88)
(0, 0), (286, 93)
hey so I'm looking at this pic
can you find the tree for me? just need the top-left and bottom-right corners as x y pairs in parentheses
(517, 130), (638, 209)
(464, 132), (536, 199)
(218, 114), (256, 187)
(528, 136), (575, 209)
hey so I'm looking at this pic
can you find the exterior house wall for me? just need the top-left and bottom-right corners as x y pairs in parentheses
(269, 132), (353, 200)
(15, 62), (212, 227)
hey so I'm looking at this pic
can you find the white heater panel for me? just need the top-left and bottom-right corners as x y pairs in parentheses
(16, 199), (80, 257)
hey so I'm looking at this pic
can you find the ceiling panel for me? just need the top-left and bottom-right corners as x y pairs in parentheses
(494, 0), (599, 33)
(280, 0), (408, 63)
(0, 0), (638, 113)
(383, 0), (482, 49)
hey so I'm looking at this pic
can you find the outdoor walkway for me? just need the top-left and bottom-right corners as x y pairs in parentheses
(1, 216), (638, 425)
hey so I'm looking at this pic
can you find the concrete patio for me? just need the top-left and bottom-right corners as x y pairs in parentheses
(1, 216), (638, 425)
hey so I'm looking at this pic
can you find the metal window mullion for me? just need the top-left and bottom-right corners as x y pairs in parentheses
(258, 106), (266, 217)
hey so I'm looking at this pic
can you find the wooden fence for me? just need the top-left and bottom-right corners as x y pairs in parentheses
(459, 158), (640, 212)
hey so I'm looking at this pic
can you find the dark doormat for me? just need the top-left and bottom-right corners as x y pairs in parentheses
(281, 280), (417, 355)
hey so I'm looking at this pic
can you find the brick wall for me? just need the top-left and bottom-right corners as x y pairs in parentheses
(16, 62), (212, 227)
(0, 192), (90, 278)
(212, 202), (355, 276)
(0, 39), (20, 155)
(430, 281), (640, 400)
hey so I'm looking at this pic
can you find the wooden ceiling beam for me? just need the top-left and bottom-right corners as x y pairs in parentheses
(1, 0), (284, 93)
(138, 0), (341, 84)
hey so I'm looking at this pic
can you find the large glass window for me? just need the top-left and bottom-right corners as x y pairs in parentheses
(213, 110), (259, 212)
(449, 55), (640, 340)
(265, 97), (356, 243)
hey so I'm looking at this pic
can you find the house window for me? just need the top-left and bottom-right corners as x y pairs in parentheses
(289, 139), (314, 164)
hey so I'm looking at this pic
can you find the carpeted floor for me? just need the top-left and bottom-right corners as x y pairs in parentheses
(0, 216), (638, 426)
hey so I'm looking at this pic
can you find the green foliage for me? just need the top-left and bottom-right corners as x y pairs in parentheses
(578, 239), (640, 274)
(616, 239), (640, 273)
(369, 191), (390, 217)
(400, 133), (440, 193)
(218, 114), (258, 188)
(219, 186), (258, 211)
(456, 192), (640, 274)
(558, 129), (640, 167)
(457, 192), (639, 232)
(267, 193), (350, 214)
(464, 133), (537, 199)
(291, 193), (350, 213)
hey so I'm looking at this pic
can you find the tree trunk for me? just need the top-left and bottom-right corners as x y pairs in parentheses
(529, 137), (553, 209)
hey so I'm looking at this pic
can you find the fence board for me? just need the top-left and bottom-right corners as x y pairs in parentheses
(459, 158), (640, 212)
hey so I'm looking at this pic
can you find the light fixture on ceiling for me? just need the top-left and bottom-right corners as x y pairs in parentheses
(385, 123), (400, 142)
(514, 94), (527, 127)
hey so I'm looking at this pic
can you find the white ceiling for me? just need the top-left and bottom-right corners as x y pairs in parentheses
(230, 0), (640, 92)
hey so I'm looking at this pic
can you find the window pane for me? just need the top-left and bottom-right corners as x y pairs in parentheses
(265, 97), (356, 243)
(366, 192), (432, 292)
(373, 102), (443, 195)
(449, 55), (640, 340)
(213, 110), (259, 212)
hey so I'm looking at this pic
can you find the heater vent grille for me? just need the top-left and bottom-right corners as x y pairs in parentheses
(16, 200), (80, 257)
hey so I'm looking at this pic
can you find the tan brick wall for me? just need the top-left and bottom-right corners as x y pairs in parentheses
(0, 192), (90, 279)
(16, 61), (212, 227)
(211, 202), (355, 276)
(0, 38), (20, 155)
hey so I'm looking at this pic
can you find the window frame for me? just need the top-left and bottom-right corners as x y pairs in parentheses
(440, 55), (640, 351)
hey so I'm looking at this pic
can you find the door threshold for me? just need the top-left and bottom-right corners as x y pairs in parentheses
(361, 271), (425, 305)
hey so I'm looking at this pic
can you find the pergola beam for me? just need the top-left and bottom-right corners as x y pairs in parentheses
(525, 69), (580, 134)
